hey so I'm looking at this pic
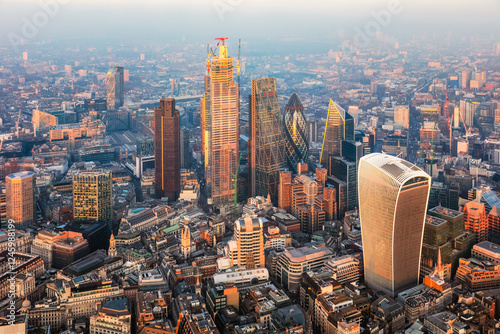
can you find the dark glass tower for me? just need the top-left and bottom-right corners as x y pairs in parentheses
(154, 98), (181, 201)
(284, 93), (308, 174)
(249, 77), (286, 203)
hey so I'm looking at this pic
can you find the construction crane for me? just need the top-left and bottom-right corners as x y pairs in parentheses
(214, 37), (228, 46)
(459, 108), (471, 141)
(233, 153), (242, 219)
(15, 108), (22, 138)
(358, 93), (365, 108)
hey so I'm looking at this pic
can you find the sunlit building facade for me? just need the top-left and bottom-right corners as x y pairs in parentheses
(249, 77), (286, 202)
(73, 171), (113, 229)
(32, 109), (58, 135)
(6, 171), (35, 226)
(106, 66), (124, 110)
(463, 201), (488, 243)
(284, 93), (308, 174)
(201, 39), (239, 206)
(359, 153), (431, 297)
(320, 100), (354, 169)
(231, 217), (265, 268)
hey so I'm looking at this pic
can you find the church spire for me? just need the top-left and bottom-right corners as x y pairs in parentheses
(108, 233), (117, 257)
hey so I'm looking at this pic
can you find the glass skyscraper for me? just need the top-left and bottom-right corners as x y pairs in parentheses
(359, 153), (431, 297)
(283, 93), (308, 174)
(249, 77), (286, 202)
(106, 66), (124, 110)
(320, 100), (354, 169)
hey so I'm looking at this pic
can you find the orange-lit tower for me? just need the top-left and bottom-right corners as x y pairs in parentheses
(201, 38), (239, 206)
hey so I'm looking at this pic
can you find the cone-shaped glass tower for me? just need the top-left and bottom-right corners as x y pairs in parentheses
(284, 93), (308, 173)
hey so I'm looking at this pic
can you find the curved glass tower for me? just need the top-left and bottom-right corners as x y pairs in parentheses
(284, 93), (308, 173)
(359, 153), (431, 297)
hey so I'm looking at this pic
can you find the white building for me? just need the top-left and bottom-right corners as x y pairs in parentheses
(213, 267), (269, 286)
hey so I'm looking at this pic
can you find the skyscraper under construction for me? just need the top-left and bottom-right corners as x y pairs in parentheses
(283, 93), (308, 174)
(201, 38), (239, 206)
(249, 77), (286, 203)
(320, 100), (354, 169)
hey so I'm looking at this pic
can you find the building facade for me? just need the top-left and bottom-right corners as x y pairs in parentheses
(106, 66), (124, 110)
(72, 171), (113, 228)
(154, 97), (181, 201)
(201, 39), (239, 206)
(231, 217), (265, 268)
(359, 153), (431, 297)
(248, 77), (286, 202)
(320, 100), (354, 169)
(284, 93), (309, 173)
(6, 171), (35, 226)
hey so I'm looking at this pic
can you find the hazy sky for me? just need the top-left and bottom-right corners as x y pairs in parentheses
(1, 0), (499, 48)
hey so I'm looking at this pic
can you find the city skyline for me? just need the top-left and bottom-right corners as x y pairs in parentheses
(1, 2), (500, 332)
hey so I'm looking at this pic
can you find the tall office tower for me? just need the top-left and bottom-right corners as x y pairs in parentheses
(180, 127), (191, 169)
(6, 171), (35, 226)
(233, 217), (265, 268)
(394, 105), (410, 129)
(284, 93), (309, 174)
(356, 130), (375, 155)
(307, 121), (318, 144)
(154, 98), (181, 201)
(248, 77), (286, 202)
(359, 153), (431, 297)
(459, 100), (476, 128)
(330, 157), (357, 211)
(278, 170), (292, 212)
(342, 140), (363, 164)
(328, 176), (347, 220)
(201, 38), (239, 206)
(461, 70), (471, 89)
(73, 171), (113, 229)
(320, 100), (354, 169)
(106, 66), (124, 110)
(463, 201), (488, 243)
(348, 106), (360, 127)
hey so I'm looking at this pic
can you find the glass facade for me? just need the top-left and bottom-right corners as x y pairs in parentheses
(284, 93), (308, 174)
(320, 100), (354, 169)
(359, 153), (430, 296)
(249, 77), (286, 202)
